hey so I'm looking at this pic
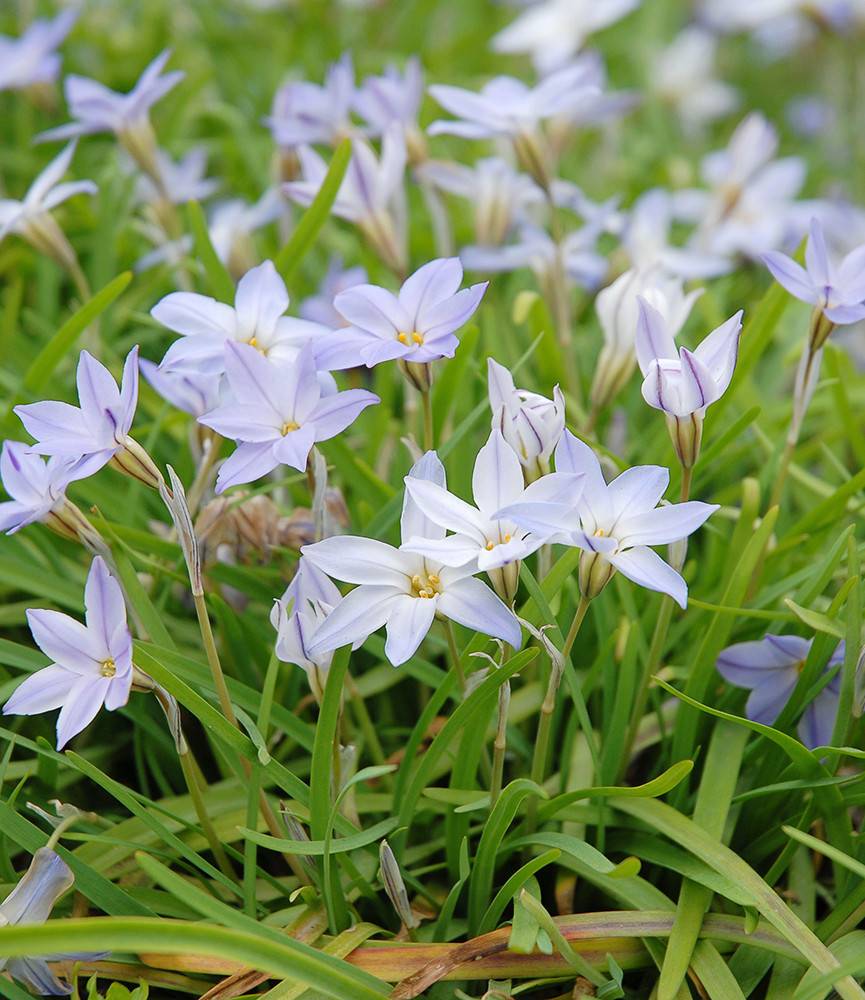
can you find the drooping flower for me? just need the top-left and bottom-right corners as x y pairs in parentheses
(635, 298), (743, 467)
(0, 142), (96, 284)
(496, 431), (718, 607)
(490, 0), (640, 73)
(487, 358), (565, 482)
(401, 429), (583, 603)
(284, 130), (407, 275)
(3, 556), (134, 749)
(589, 269), (703, 414)
(198, 342), (378, 492)
(762, 218), (865, 339)
(302, 451), (522, 665)
(0, 10), (77, 93)
(266, 54), (355, 150)
(153, 259), (331, 376)
(320, 258), (487, 376)
(651, 27), (739, 133)
(0, 847), (93, 995)
(271, 556), (347, 701)
(14, 347), (161, 488)
(0, 441), (101, 539)
(355, 58), (426, 163)
(717, 634), (844, 749)
(418, 157), (543, 247)
(38, 51), (184, 184)
(299, 257), (369, 329)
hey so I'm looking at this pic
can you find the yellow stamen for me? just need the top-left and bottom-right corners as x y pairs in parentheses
(485, 541), (495, 551)
(248, 336), (258, 347)
(100, 658), (116, 678)
(427, 574), (440, 585)
(411, 331), (424, 345)
(397, 332), (410, 345)
(281, 421), (300, 435)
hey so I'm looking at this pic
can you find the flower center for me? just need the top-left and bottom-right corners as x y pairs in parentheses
(397, 330), (425, 346)
(410, 572), (441, 599)
(594, 528), (607, 537)
(485, 533), (512, 551)
(245, 336), (267, 354)
(281, 421), (300, 435)
(100, 658), (117, 678)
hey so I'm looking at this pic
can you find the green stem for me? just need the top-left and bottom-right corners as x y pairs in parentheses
(192, 592), (238, 728)
(530, 596), (590, 804)
(421, 389), (434, 452)
(489, 681), (510, 811)
(347, 673), (387, 766)
(443, 620), (465, 694)
(179, 749), (235, 880)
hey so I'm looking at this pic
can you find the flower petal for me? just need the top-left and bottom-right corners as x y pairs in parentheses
(150, 291), (237, 339)
(398, 258), (464, 327)
(309, 388), (379, 441)
(234, 260), (289, 338)
(84, 556), (128, 655)
(307, 585), (401, 655)
(606, 545), (688, 608)
(333, 285), (409, 340)
(635, 296), (678, 374)
(472, 429), (525, 516)
(438, 576), (521, 647)
(403, 478), (486, 544)
(26, 609), (101, 671)
(3, 664), (77, 716)
(55, 673), (110, 749)
(616, 500), (717, 548)
(761, 252), (817, 304)
(302, 535), (412, 588)
(384, 594), (438, 665)
(214, 441), (278, 493)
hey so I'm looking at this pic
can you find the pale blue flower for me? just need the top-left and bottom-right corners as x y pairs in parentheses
(15, 348), (140, 472)
(717, 634), (844, 749)
(3, 556), (133, 749)
(320, 258), (487, 370)
(199, 341), (378, 492)
(266, 54), (355, 149)
(762, 218), (865, 325)
(496, 431), (717, 607)
(0, 10), (77, 93)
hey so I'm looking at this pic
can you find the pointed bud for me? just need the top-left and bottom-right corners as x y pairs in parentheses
(379, 839), (419, 930)
(665, 412), (703, 470)
(578, 550), (615, 602)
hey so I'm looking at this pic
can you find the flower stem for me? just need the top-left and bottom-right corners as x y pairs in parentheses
(443, 619), (465, 694)
(421, 389), (435, 452)
(346, 672), (387, 766)
(489, 680), (511, 810)
(179, 747), (235, 880)
(192, 591), (239, 729)
(530, 596), (590, 797)
(185, 432), (222, 518)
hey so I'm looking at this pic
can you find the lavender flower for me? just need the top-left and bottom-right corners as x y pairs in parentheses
(355, 59), (426, 163)
(717, 634), (844, 749)
(0, 847), (89, 995)
(198, 342), (378, 492)
(487, 358), (565, 482)
(320, 258), (487, 373)
(153, 259), (330, 376)
(302, 452), (521, 665)
(0, 442), (100, 538)
(135, 146), (219, 207)
(38, 51), (184, 184)
(285, 131), (407, 274)
(3, 556), (133, 749)
(496, 431), (717, 607)
(14, 348), (163, 489)
(0, 10), (77, 93)
(271, 557), (345, 701)
(428, 64), (599, 186)
(590, 269), (703, 414)
(139, 360), (222, 418)
(401, 429), (583, 603)
(299, 257), (369, 329)
(0, 142), (96, 282)
(266, 54), (355, 150)
(418, 157), (543, 246)
(635, 298), (743, 467)
(762, 218), (865, 338)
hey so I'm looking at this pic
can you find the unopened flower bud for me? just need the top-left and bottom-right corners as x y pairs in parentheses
(398, 359), (432, 394)
(488, 560), (521, 607)
(578, 550), (615, 602)
(379, 839), (419, 930)
(110, 436), (165, 490)
(666, 412), (703, 470)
